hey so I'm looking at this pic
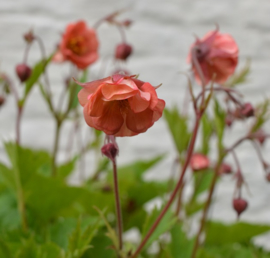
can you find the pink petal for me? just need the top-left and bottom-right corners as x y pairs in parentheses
(126, 108), (154, 133)
(73, 76), (110, 92)
(140, 83), (159, 109)
(78, 88), (93, 106)
(95, 102), (124, 135)
(128, 92), (150, 113)
(101, 83), (138, 100)
(153, 99), (166, 121)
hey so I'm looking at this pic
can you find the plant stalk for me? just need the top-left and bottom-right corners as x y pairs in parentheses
(112, 159), (123, 251)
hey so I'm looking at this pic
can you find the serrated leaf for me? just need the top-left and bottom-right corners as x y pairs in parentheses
(142, 207), (177, 250)
(169, 223), (194, 258)
(205, 221), (270, 245)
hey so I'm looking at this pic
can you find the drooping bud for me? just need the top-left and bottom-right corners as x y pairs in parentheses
(0, 96), (5, 107)
(101, 135), (119, 161)
(115, 43), (132, 61)
(101, 143), (118, 161)
(23, 30), (35, 44)
(233, 198), (248, 218)
(241, 103), (254, 117)
(225, 115), (233, 127)
(190, 153), (210, 171)
(15, 64), (32, 83)
(254, 129), (266, 145)
(218, 163), (232, 175)
(122, 19), (132, 27)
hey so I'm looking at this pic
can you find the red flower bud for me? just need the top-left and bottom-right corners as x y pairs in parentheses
(190, 153), (210, 171)
(241, 103), (254, 117)
(0, 96), (5, 107)
(254, 129), (266, 145)
(15, 64), (32, 82)
(233, 198), (248, 217)
(218, 163), (232, 175)
(122, 19), (132, 27)
(115, 43), (132, 61)
(101, 143), (118, 161)
(225, 115), (233, 127)
(23, 30), (35, 44)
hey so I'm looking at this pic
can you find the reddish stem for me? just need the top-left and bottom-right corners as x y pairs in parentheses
(131, 114), (201, 258)
(190, 161), (222, 258)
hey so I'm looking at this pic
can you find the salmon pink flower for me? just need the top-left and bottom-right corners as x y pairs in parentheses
(53, 21), (98, 69)
(75, 74), (165, 137)
(187, 29), (238, 85)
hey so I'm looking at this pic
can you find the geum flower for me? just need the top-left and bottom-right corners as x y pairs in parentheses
(75, 74), (165, 137)
(53, 20), (98, 69)
(187, 29), (238, 85)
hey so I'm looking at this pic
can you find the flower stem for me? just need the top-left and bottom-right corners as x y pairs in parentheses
(112, 159), (123, 251)
(16, 106), (23, 145)
(131, 114), (202, 258)
(51, 120), (62, 176)
(190, 159), (223, 258)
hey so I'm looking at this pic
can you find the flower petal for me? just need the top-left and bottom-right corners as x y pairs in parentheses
(126, 108), (154, 133)
(153, 99), (166, 121)
(101, 83), (138, 100)
(140, 83), (159, 109)
(128, 92), (150, 113)
(95, 101), (124, 135)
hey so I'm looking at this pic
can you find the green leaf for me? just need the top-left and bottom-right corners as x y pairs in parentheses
(225, 59), (251, 87)
(185, 201), (205, 216)
(24, 55), (52, 99)
(25, 174), (85, 221)
(193, 170), (215, 198)
(0, 191), (21, 231)
(56, 157), (77, 180)
(200, 114), (213, 155)
(205, 221), (270, 245)
(213, 99), (226, 152)
(164, 107), (191, 155)
(67, 216), (101, 258)
(0, 163), (16, 191)
(0, 239), (13, 258)
(168, 223), (194, 258)
(142, 207), (177, 250)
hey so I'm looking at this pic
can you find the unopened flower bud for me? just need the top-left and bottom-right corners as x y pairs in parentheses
(254, 129), (266, 145)
(233, 198), (248, 218)
(122, 19), (132, 27)
(101, 143), (118, 161)
(225, 115), (233, 127)
(190, 153), (210, 171)
(0, 96), (5, 107)
(23, 30), (35, 44)
(218, 163), (232, 175)
(15, 64), (32, 83)
(115, 43), (132, 61)
(266, 173), (270, 182)
(241, 103), (254, 117)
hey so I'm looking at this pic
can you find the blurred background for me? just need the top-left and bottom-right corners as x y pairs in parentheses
(0, 0), (270, 248)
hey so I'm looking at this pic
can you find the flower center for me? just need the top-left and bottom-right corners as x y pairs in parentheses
(67, 36), (88, 55)
(118, 99), (129, 115)
(194, 43), (210, 62)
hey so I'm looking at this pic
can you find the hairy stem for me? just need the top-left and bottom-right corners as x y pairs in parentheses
(190, 159), (223, 258)
(112, 159), (123, 251)
(131, 114), (202, 258)
(51, 120), (62, 176)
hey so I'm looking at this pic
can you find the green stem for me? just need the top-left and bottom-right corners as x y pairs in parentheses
(51, 120), (62, 176)
(112, 159), (123, 251)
